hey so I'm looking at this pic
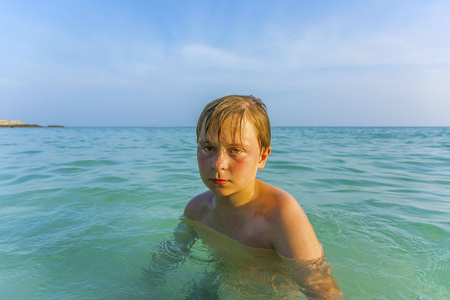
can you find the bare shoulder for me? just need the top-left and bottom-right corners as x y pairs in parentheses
(184, 191), (213, 222)
(258, 181), (323, 261)
(258, 180), (302, 213)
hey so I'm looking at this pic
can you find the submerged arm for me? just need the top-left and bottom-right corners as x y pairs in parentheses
(143, 218), (198, 285)
(283, 255), (343, 300)
(271, 198), (343, 299)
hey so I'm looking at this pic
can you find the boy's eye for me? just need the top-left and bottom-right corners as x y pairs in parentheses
(230, 148), (243, 154)
(203, 146), (215, 152)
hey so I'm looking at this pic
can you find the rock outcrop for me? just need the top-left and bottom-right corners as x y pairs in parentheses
(0, 120), (63, 128)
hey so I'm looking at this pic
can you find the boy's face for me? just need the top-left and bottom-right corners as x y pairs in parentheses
(197, 117), (271, 198)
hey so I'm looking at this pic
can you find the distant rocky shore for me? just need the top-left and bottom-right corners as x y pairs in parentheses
(0, 120), (64, 128)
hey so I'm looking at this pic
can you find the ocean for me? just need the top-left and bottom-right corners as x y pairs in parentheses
(0, 127), (449, 299)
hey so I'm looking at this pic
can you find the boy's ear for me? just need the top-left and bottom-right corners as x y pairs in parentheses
(258, 146), (272, 170)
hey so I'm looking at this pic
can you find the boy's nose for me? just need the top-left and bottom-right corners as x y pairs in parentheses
(213, 151), (229, 170)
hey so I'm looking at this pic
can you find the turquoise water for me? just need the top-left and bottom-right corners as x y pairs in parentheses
(0, 127), (449, 299)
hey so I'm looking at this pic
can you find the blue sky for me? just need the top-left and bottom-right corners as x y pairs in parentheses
(1, 0), (449, 126)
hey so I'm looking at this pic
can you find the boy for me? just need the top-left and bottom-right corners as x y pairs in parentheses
(184, 95), (342, 299)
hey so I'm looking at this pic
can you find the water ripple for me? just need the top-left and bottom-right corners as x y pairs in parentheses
(10, 174), (52, 185)
(1, 127), (449, 299)
(67, 160), (120, 167)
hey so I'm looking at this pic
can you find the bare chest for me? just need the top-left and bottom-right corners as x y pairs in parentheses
(203, 213), (272, 249)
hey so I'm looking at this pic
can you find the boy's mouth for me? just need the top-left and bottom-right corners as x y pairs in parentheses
(211, 179), (229, 185)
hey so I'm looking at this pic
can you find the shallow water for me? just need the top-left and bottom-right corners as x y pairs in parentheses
(0, 127), (449, 299)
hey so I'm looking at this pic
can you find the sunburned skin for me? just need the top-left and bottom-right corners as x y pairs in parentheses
(184, 117), (342, 299)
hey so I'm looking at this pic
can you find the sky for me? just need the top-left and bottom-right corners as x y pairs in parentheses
(1, 0), (449, 127)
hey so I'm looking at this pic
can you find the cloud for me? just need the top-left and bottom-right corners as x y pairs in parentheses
(179, 44), (259, 70)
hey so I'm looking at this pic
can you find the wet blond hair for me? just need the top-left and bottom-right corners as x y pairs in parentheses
(196, 95), (271, 151)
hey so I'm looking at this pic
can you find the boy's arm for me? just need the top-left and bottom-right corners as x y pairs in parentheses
(143, 219), (197, 285)
(284, 256), (343, 300)
(270, 198), (343, 299)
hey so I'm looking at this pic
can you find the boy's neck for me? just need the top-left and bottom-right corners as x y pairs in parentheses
(213, 179), (260, 211)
